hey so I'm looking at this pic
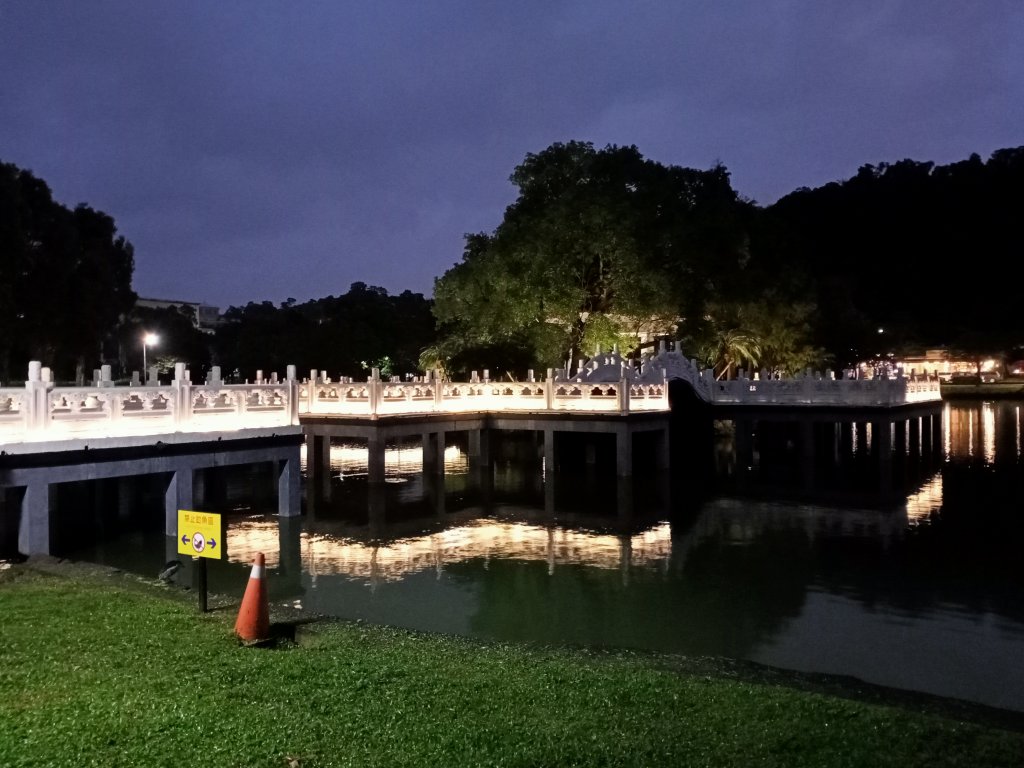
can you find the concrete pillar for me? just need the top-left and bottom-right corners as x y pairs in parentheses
(735, 419), (754, 470)
(368, 433), (386, 484)
(909, 416), (921, 456)
(18, 483), (55, 555)
(543, 427), (556, 475)
(310, 434), (332, 500)
(654, 426), (670, 471)
(277, 516), (304, 592)
(278, 455), (302, 516)
(872, 420), (892, 462)
(615, 424), (632, 477)
(433, 431), (446, 475)
(164, 468), (194, 535)
(894, 419), (907, 454)
(585, 441), (597, 466)
(118, 476), (135, 522)
(468, 428), (490, 470)
(421, 432), (436, 473)
(855, 421), (868, 455)
(839, 421), (854, 459)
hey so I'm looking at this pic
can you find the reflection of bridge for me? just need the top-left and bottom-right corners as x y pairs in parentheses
(1, 345), (943, 557)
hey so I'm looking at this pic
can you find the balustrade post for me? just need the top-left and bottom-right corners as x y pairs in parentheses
(545, 369), (554, 411)
(286, 365), (299, 424)
(369, 368), (381, 417)
(25, 362), (49, 432)
(309, 370), (318, 414)
(173, 362), (187, 427)
(619, 375), (630, 414)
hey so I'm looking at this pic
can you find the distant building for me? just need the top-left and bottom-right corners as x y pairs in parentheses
(859, 348), (1001, 381)
(135, 298), (222, 334)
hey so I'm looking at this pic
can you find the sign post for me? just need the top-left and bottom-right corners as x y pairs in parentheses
(177, 509), (223, 612)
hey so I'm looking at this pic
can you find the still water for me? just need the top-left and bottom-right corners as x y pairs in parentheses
(63, 400), (1024, 713)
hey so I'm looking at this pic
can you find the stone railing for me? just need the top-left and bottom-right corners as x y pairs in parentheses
(639, 341), (942, 407)
(298, 366), (668, 417)
(0, 362), (300, 446)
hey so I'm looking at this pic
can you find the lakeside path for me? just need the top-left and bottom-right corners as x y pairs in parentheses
(2, 557), (1023, 768)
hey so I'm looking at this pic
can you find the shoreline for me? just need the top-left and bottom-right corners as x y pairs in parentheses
(12, 554), (1024, 736)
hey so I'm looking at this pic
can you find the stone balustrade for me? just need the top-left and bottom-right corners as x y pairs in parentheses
(639, 341), (942, 407)
(298, 367), (668, 416)
(0, 345), (943, 448)
(0, 362), (300, 447)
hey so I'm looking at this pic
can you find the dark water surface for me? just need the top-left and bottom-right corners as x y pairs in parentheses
(62, 400), (1024, 714)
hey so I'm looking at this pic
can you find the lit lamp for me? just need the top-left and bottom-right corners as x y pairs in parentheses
(142, 332), (159, 384)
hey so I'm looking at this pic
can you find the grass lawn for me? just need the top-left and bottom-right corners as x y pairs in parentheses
(1, 558), (1023, 768)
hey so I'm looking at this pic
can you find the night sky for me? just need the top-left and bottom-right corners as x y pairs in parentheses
(2, 2), (1021, 311)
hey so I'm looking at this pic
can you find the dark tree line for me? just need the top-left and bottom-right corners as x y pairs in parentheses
(4, 144), (1023, 385)
(0, 161), (135, 383)
(754, 147), (1024, 368)
(212, 283), (435, 382)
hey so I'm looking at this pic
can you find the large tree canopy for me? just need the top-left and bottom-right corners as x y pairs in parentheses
(0, 161), (135, 382)
(429, 141), (754, 376)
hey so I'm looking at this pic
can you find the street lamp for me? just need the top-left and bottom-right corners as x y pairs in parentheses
(142, 332), (159, 384)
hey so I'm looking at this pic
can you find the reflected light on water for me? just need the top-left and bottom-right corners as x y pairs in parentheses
(945, 403), (999, 464)
(299, 441), (467, 476)
(227, 518), (674, 585)
(904, 473), (943, 525)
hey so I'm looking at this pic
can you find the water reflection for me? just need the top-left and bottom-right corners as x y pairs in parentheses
(56, 401), (1024, 714)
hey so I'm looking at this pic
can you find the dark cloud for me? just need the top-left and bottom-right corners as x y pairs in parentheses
(2, 1), (1021, 309)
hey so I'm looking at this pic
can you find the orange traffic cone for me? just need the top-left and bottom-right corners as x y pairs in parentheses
(235, 552), (270, 643)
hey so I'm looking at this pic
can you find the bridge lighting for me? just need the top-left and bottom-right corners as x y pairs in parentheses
(142, 332), (159, 383)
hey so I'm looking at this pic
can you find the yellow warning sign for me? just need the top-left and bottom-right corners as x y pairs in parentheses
(177, 510), (223, 560)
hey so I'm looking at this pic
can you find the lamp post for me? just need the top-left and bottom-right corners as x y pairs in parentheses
(142, 332), (159, 384)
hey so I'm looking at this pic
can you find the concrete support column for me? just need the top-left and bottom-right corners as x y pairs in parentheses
(839, 421), (854, 459)
(433, 431), (446, 475)
(164, 469), (193, 535)
(368, 433), (386, 484)
(18, 483), (55, 555)
(278, 454), (302, 516)
(931, 411), (944, 458)
(310, 434), (332, 499)
(735, 419), (754, 470)
(894, 419), (907, 454)
(615, 425), (632, 477)
(585, 441), (597, 467)
(192, 467), (207, 509)
(855, 421), (868, 455)
(468, 428), (490, 470)
(826, 422), (840, 465)
(421, 432), (436, 473)
(872, 420), (893, 463)
(543, 427), (556, 475)
(654, 426), (670, 471)
(118, 476), (135, 522)
(909, 416), (921, 456)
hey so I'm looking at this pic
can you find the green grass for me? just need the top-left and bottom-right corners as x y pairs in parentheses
(1, 562), (1022, 767)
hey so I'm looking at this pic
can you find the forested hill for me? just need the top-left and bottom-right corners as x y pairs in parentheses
(754, 146), (1024, 364)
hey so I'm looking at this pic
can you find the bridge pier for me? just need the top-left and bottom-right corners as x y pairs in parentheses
(3, 430), (303, 557)
(17, 483), (54, 556)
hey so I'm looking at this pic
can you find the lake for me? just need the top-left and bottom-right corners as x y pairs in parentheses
(58, 398), (1024, 714)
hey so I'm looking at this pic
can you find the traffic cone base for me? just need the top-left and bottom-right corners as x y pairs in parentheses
(235, 552), (270, 643)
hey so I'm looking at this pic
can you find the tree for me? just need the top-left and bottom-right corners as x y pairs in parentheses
(431, 141), (753, 376)
(0, 161), (135, 382)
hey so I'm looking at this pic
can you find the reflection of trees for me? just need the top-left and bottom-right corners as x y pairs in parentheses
(446, 525), (814, 658)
